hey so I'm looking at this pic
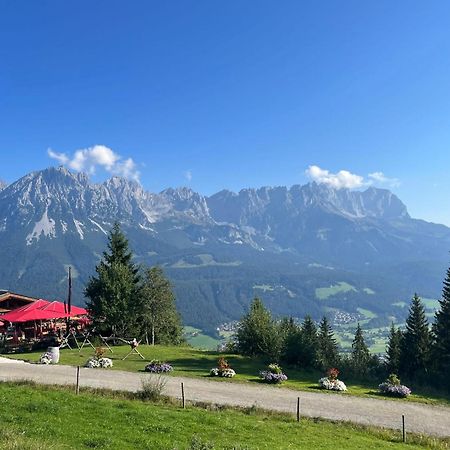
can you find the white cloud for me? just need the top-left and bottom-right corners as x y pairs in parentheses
(368, 172), (400, 188)
(47, 145), (140, 181)
(306, 165), (400, 190)
(184, 170), (192, 182)
(306, 165), (365, 189)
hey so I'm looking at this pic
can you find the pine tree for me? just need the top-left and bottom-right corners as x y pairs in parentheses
(282, 319), (302, 365)
(432, 266), (450, 387)
(85, 223), (141, 337)
(399, 294), (430, 380)
(351, 323), (371, 376)
(140, 266), (183, 345)
(236, 298), (279, 359)
(299, 316), (318, 368)
(316, 317), (339, 370)
(386, 322), (402, 375)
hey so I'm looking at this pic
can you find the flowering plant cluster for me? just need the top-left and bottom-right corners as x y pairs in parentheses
(39, 352), (53, 365)
(85, 357), (113, 369)
(327, 367), (339, 380)
(144, 360), (173, 373)
(259, 363), (288, 384)
(210, 358), (236, 378)
(95, 347), (106, 358)
(378, 374), (411, 398)
(318, 368), (347, 391)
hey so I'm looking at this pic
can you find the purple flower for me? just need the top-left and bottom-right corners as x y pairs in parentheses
(379, 382), (411, 398)
(145, 361), (173, 373)
(260, 370), (288, 383)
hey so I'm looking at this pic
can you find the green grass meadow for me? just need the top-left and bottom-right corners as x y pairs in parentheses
(0, 382), (447, 449)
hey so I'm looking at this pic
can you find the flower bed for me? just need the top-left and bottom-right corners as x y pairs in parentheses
(318, 368), (347, 391)
(144, 360), (173, 373)
(259, 363), (288, 384)
(85, 357), (113, 369)
(210, 357), (236, 378)
(39, 352), (53, 365)
(378, 374), (411, 398)
(318, 377), (347, 391)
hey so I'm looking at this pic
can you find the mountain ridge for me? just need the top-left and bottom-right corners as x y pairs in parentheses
(0, 166), (448, 332)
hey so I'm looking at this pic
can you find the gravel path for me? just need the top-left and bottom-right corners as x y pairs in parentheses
(0, 360), (449, 438)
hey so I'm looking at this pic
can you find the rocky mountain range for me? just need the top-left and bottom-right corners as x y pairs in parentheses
(0, 166), (449, 333)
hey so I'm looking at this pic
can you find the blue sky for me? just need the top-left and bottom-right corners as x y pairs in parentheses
(1, 1), (450, 224)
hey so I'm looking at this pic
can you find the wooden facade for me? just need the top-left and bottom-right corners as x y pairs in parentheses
(0, 291), (37, 314)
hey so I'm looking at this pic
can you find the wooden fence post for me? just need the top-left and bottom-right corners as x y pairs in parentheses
(296, 397), (300, 422)
(76, 366), (80, 395)
(402, 415), (406, 443)
(181, 382), (185, 409)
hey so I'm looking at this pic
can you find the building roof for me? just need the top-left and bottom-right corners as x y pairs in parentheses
(0, 291), (38, 305)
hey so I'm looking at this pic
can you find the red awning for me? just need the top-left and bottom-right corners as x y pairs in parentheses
(39, 301), (87, 317)
(1, 305), (69, 323)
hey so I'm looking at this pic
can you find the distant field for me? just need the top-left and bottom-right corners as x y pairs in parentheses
(0, 382), (442, 450)
(183, 326), (220, 350)
(7, 345), (450, 407)
(357, 307), (378, 319)
(315, 281), (357, 300)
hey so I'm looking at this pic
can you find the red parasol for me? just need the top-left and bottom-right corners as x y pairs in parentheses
(39, 301), (87, 317)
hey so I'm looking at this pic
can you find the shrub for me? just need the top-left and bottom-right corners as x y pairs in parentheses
(95, 347), (106, 358)
(85, 357), (113, 369)
(210, 358), (236, 378)
(39, 352), (53, 365)
(144, 360), (173, 373)
(138, 375), (167, 401)
(378, 374), (411, 398)
(318, 367), (347, 391)
(260, 363), (288, 384)
(98, 357), (113, 368)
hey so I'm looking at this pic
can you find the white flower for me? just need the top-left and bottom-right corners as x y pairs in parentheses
(39, 352), (53, 365)
(318, 377), (347, 391)
(221, 368), (236, 378)
(98, 358), (113, 368)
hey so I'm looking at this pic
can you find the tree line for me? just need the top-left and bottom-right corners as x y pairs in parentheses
(236, 267), (450, 391)
(85, 223), (183, 345)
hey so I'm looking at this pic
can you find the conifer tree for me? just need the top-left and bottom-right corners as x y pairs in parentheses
(399, 294), (430, 379)
(432, 266), (450, 387)
(139, 266), (183, 345)
(299, 316), (318, 368)
(236, 298), (279, 359)
(351, 323), (371, 376)
(282, 318), (302, 365)
(85, 223), (141, 336)
(316, 316), (339, 370)
(386, 322), (402, 375)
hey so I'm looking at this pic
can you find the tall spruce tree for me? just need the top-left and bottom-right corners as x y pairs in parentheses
(399, 294), (430, 379)
(386, 322), (402, 375)
(139, 266), (183, 345)
(236, 298), (279, 359)
(432, 266), (450, 388)
(351, 323), (371, 376)
(282, 320), (302, 365)
(299, 316), (318, 368)
(85, 223), (141, 336)
(316, 317), (339, 370)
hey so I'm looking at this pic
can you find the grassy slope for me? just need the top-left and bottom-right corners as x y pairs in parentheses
(8, 345), (450, 406)
(315, 281), (357, 300)
(0, 382), (445, 450)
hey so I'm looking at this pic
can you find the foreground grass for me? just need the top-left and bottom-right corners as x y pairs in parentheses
(7, 344), (450, 406)
(0, 381), (447, 449)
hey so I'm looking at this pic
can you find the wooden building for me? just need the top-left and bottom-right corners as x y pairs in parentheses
(0, 290), (37, 314)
